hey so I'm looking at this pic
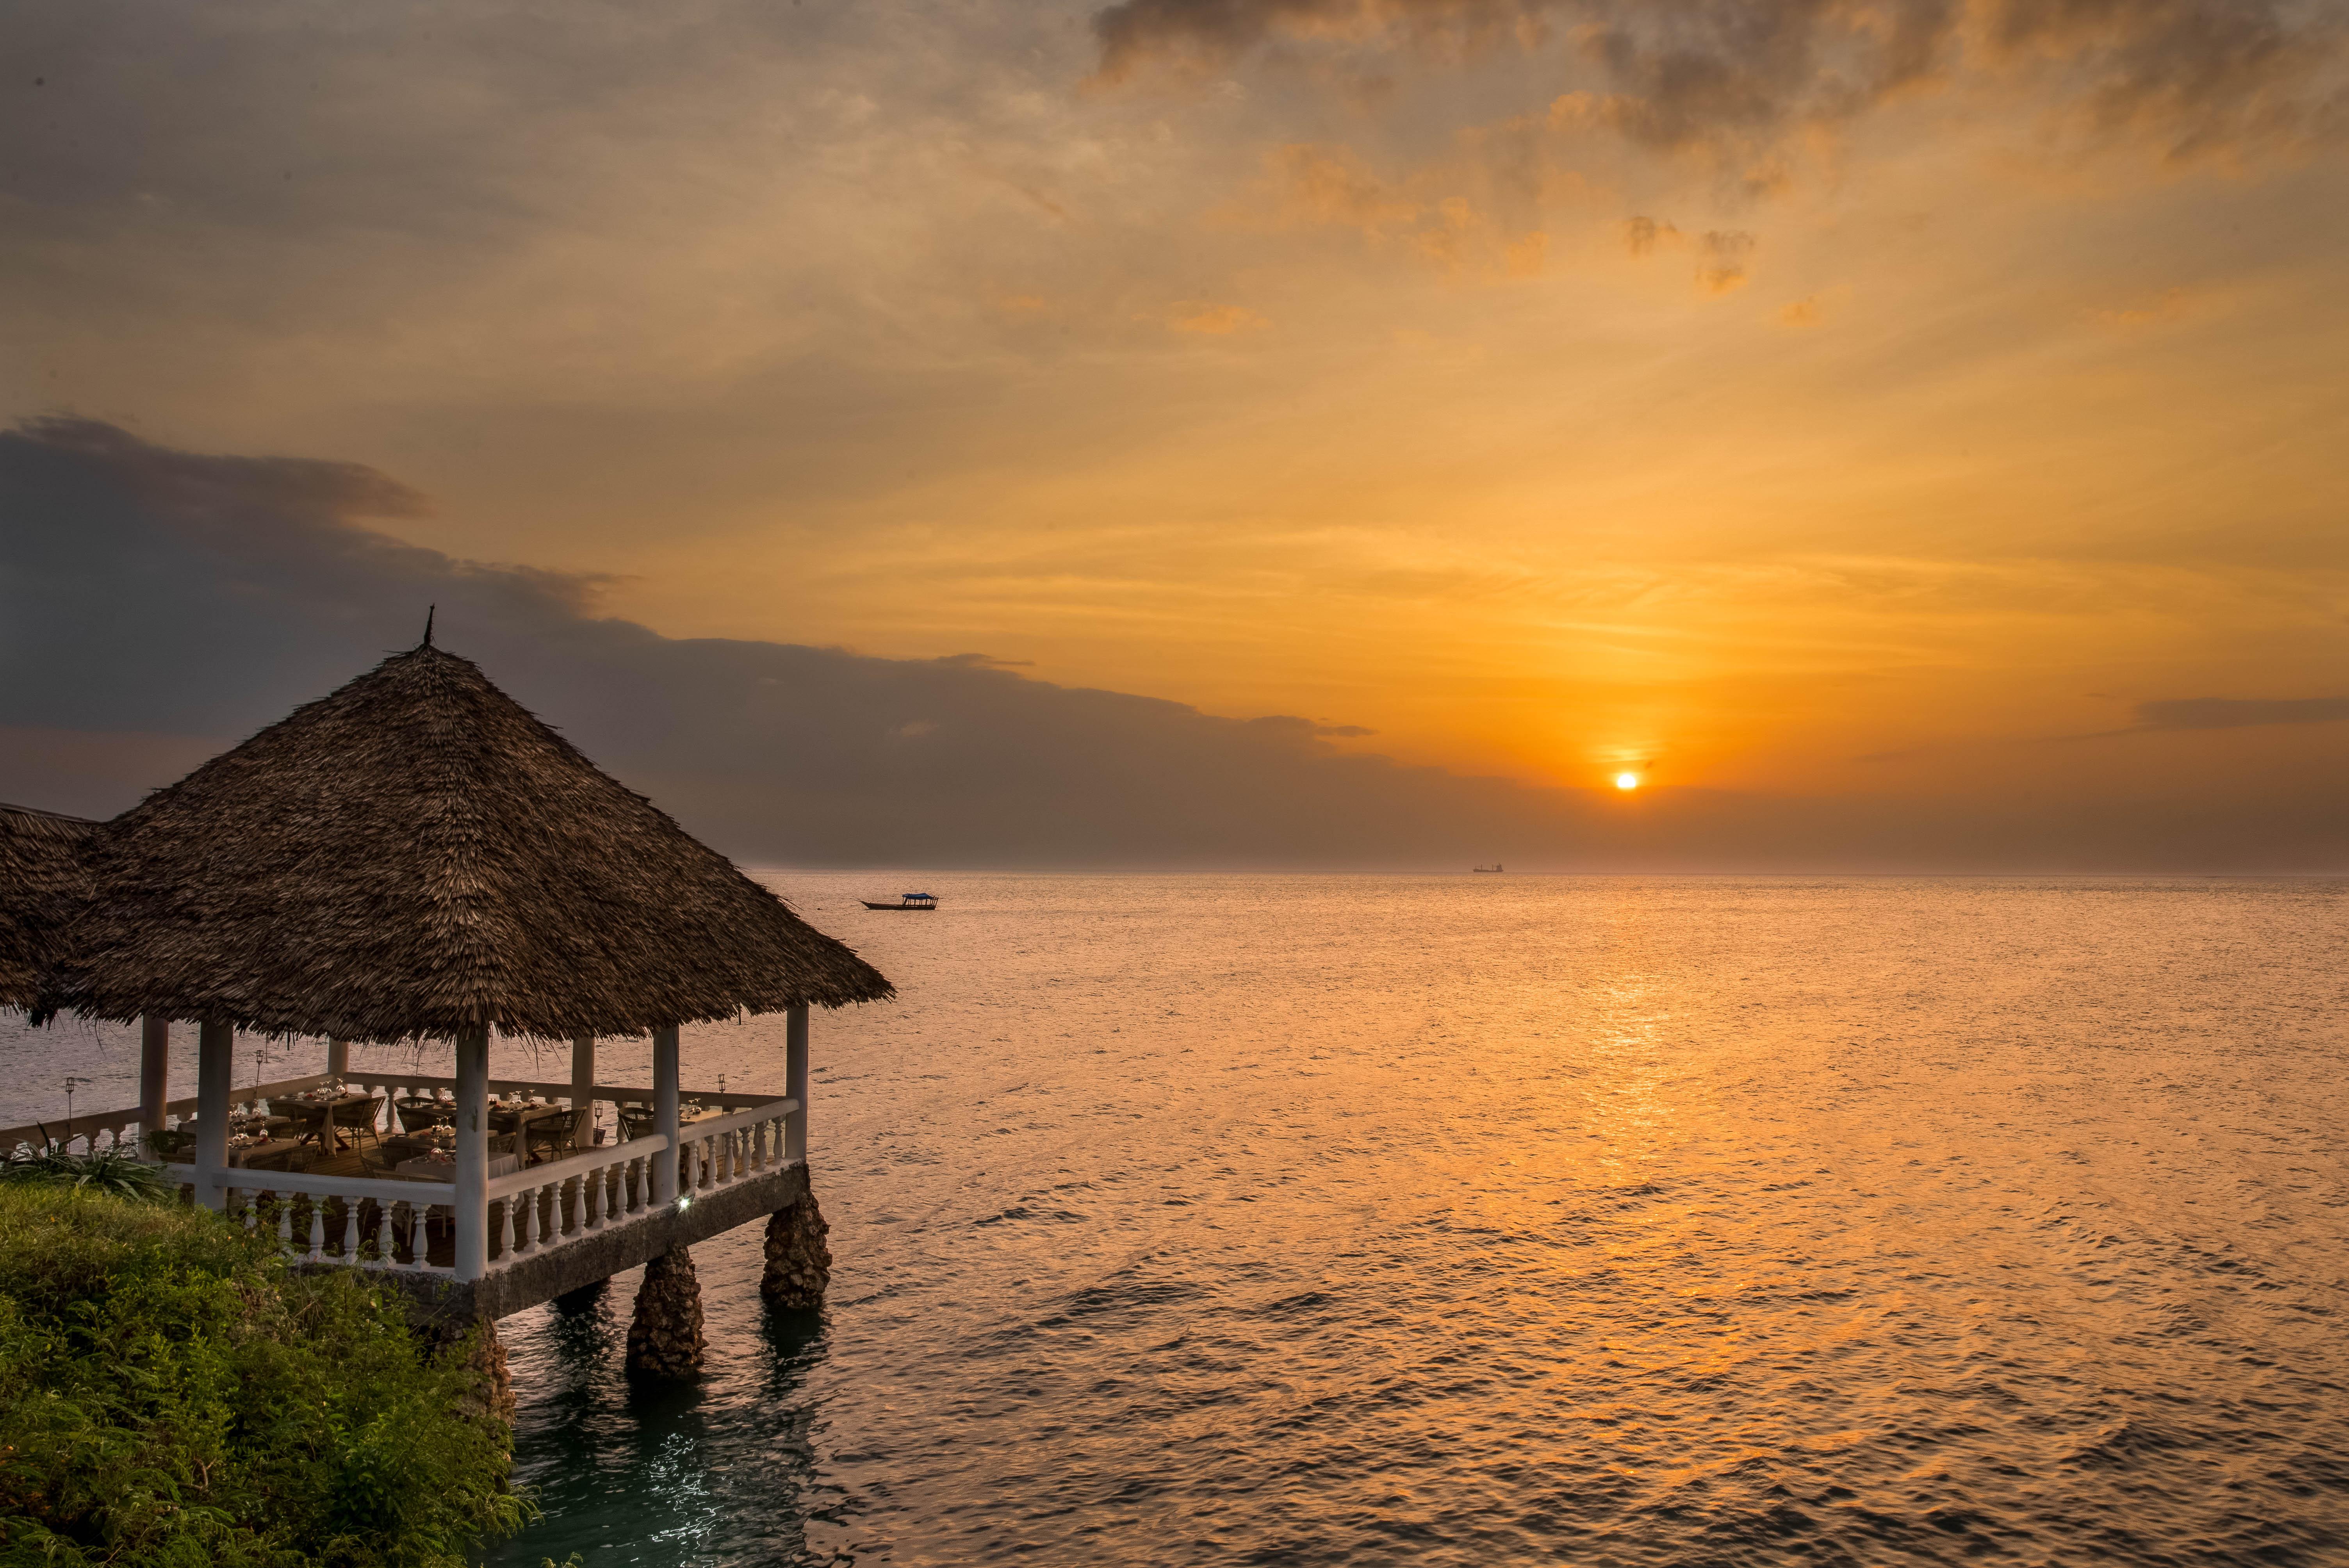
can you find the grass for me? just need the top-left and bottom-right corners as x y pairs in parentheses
(0, 1183), (526, 1566)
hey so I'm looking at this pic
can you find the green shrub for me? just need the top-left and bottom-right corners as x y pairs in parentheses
(0, 1144), (176, 1204)
(0, 1185), (526, 1566)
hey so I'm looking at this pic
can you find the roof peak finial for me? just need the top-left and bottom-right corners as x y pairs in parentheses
(422, 605), (435, 648)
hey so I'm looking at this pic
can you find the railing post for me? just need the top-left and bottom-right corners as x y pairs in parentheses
(195, 1021), (233, 1210)
(652, 1025), (680, 1208)
(454, 1026), (490, 1282)
(785, 1004), (809, 1164)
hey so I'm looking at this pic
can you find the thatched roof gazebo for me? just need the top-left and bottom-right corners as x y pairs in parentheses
(38, 636), (891, 1301)
(0, 802), (94, 1013)
(52, 640), (889, 1041)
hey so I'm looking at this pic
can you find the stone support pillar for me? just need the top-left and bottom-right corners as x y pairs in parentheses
(426, 1316), (516, 1426)
(137, 1016), (170, 1153)
(761, 1183), (831, 1308)
(625, 1246), (705, 1379)
(195, 1021), (232, 1210)
(325, 1036), (349, 1079)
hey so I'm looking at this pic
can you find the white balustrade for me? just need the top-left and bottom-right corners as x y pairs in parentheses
(54, 1084), (797, 1281)
(167, 1164), (456, 1274)
(480, 1133), (673, 1270)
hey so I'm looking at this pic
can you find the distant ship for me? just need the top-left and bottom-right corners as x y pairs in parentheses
(1472, 864), (1503, 873)
(861, 892), (939, 910)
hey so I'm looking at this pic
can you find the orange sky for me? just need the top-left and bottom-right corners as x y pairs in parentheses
(6, 0), (2347, 819)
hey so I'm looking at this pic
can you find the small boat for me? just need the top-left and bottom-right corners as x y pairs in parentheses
(1472, 864), (1503, 873)
(861, 892), (939, 910)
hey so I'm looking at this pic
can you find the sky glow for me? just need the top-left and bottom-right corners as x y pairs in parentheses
(4, 0), (2345, 868)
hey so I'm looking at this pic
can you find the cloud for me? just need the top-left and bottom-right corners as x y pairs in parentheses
(2128, 696), (2349, 731)
(1168, 301), (1271, 334)
(1092, 0), (2347, 164)
(4, 416), (1645, 870)
(1622, 214), (1682, 255)
(936, 652), (1037, 669)
(1696, 228), (1755, 293)
(1779, 294), (1821, 326)
(1256, 144), (1425, 234)
(4, 420), (2342, 873)
(2090, 286), (2196, 330)
(1232, 143), (1549, 278)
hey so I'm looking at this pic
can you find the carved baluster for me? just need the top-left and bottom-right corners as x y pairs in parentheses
(512, 1190), (531, 1254)
(307, 1202), (326, 1262)
(277, 1197), (295, 1247)
(340, 1202), (358, 1260)
(377, 1202), (396, 1263)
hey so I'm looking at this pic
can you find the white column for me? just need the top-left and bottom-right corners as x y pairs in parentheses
(453, 1026), (490, 1281)
(138, 1016), (171, 1153)
(195, 1020), (232, 1210)
(784, 1004), (809, 1164)
(570, 1032), (595, 1120)
(652, 1025), (680, 1208)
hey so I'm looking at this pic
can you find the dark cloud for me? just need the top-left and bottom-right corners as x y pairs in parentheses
(1696, 228), (1755, 291)
(1093, 0), (2344, 161)
(2130, 696), (2349, 731)
(2, 419), (2341, 873)
(1622, 214), (1681, 254)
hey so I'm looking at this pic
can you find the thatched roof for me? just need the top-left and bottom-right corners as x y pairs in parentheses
(0, 803), (96, 1010)
(49, 642), (892, 1042)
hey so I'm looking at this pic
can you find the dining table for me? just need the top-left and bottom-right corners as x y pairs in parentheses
(487, 1101), (565, 1133)
(225, 1137), (308, 1172)
(273, 1092), (384, 1153)
(392, 1096), (454, 1133)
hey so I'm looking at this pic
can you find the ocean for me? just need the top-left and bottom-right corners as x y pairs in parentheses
(8, 874), (2347, 1565)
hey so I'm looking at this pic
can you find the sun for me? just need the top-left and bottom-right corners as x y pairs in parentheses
(1615, 772), (1641, 791)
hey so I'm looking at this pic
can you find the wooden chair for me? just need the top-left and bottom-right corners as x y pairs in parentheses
(524, 1106), (593, 1165)
(330, 1095), (386, 1153)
